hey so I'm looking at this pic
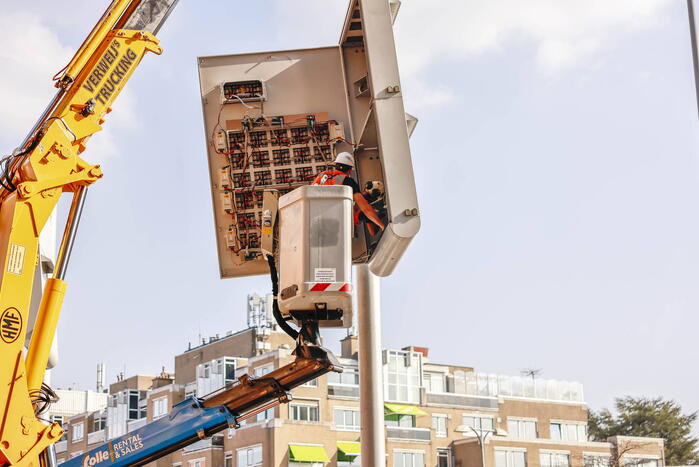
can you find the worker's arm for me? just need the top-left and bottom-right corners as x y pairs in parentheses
(354, 192), (385, 231)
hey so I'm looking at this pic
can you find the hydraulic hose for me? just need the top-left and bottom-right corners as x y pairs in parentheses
(266, 255), (299, 340)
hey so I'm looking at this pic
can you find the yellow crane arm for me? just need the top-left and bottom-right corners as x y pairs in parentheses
(0, 1), (176, 465)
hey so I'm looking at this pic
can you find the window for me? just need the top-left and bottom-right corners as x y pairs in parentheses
(584, 455), (611, 467)
(385, 350), (423, 404)
(432, 414), (448, 437)
(508, 419), (537, 439)
(153, 396), (168, 420)
(290, 401), (319, 422)
(301, 378), (318, 387)
(462, 415), (494, 432)
(424, 372), (447, 393)
(625, 458), (659, 467)
(256, 407), (274, 422)
(224, 454), (232, 467)
(224, 358), (236, 384)
(334, 407), (360, 431)
(495, 450), (527, 467)
(237, 445), (262, 467)
(92, 414), (106, 432)
(541, 452), (570, 467)
(71, 422), (84, 442)
(328, 367), (359, 386)
(188, 459), (205, 467)
(393, 450), (425, 467)
(385, 414), (415, 428)
(127, 390), (146, 420)
(437, 449), (451, 467)
(549, 422), (587, 441)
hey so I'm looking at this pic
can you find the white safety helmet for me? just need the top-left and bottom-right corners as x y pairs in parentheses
(334, 152), (355, 167)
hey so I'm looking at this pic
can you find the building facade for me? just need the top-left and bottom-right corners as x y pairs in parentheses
(54, 329), (665, 467)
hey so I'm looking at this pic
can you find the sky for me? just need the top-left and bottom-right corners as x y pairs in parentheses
(1, 0), (697, 419)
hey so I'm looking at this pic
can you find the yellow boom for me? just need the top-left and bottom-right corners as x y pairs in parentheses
(0, 1), (174, 465)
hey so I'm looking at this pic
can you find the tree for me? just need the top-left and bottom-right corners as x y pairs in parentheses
(589, 397), (699, 466)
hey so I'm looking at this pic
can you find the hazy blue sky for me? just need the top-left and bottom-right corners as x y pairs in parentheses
(1, 0), (697, 417)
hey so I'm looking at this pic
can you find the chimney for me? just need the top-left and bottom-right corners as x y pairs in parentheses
(96, 363), (106, 392)
(402, 346), (429, 358)
(341, 333), (359, 359)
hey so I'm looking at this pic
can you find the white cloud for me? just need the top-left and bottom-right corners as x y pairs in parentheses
(0, 10), (138, 163)
(0, 11), (73, 139)
(394, 0), (673, 75)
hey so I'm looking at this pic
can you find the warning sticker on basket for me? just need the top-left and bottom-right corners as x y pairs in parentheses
(7, 244), (25, 276)
(314, 268), (336, 282)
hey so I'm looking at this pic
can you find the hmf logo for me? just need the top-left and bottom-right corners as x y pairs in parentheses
(1, 308), (22, 343)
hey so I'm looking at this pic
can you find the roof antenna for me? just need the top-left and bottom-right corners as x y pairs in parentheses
(520, 368), (542, 380)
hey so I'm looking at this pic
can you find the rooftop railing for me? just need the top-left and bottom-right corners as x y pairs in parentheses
(440, 372), (584, 403)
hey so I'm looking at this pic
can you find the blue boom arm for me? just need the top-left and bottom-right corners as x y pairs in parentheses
(64, 346), (341, 467)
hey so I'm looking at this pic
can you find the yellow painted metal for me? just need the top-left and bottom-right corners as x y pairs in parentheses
(0, 15), (162, 465)
(24, 279), (67, 393)
(60, 0), (133, 86)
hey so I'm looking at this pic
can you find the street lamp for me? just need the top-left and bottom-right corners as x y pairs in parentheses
(454, 426), (507, 467)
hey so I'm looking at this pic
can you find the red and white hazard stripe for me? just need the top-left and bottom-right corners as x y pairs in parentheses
(307, 282), (353, 292)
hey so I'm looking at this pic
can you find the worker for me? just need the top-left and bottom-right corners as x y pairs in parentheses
(313, 152), (385, 232)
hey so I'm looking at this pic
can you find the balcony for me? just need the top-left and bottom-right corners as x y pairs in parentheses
(183, 435), (224, 453)
(386, 426), (431, 442)
(127, 418), (147, 433)
(328, 384), (359, 399)
(55, 441), (67, 454)
(426, 392), (498, 409)
(87, 430), (105, 445)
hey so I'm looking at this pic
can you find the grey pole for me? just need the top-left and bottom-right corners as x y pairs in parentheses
(54, 186), (88, 280)
(688, 0), (699, 119)
(40, 444), (58, 467)
(470, 427), (492, 467)
(357, 264), (386, 466)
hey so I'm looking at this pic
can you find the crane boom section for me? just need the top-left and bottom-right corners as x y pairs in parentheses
(0, 2), (166, 465)
(61, 352), (340, 467)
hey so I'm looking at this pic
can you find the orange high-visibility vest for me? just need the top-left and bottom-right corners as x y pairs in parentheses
(313, 170), (362, 225)
(312, 170), (347, 186)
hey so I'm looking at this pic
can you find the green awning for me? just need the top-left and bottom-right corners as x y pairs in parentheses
(337, 441), (361, 456)
(288, 444), (330, 462)
(384, 402), (428, 417)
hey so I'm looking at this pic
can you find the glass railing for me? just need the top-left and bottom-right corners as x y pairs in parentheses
(386, 426), (431, 441)
(434, 372), (584, 403)
(328, 384), (359, 398)
(425, 392), (498, 409)
(87, 430), (105, 445)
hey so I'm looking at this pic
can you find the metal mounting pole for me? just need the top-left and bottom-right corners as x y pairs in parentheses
(54, 186), (88, 280)
(689, 0), (699, 119)
(39, 444), (58, 467)
(357, 264), (386, 466)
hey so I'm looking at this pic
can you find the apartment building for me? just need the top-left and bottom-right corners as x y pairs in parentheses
(53, 295), (665, 467)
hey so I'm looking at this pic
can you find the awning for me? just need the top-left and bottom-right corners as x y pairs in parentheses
(384, 402), (428, 417)
(337, 441), (361, 457)
(288, 444), (330, 462)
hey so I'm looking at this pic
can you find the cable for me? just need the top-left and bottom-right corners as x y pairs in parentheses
(30, 383), (59, 417)
(266, 255), (299, 340)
